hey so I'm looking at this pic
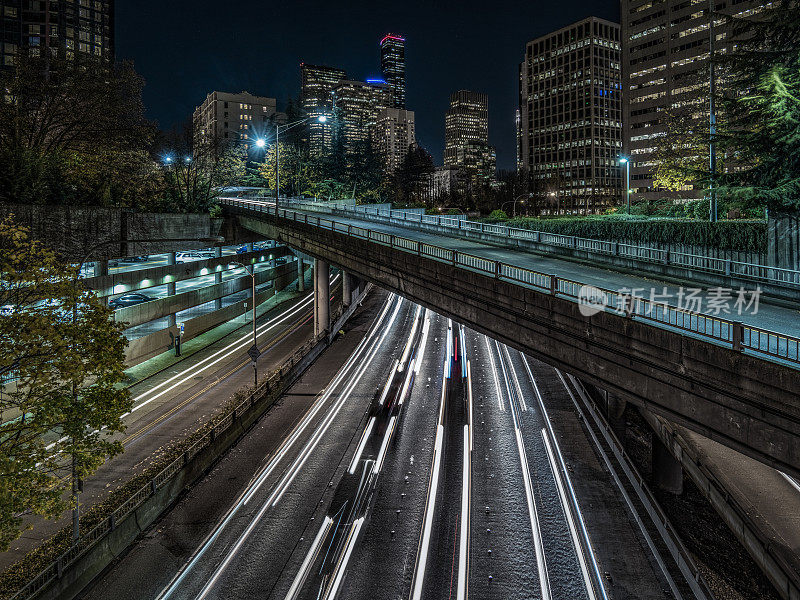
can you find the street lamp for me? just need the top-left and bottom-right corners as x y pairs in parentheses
(255, 138), (266, 149)
(229, 261), (258, 387)
(619, 157), (631, 213)
(501, 194), (529, 218)
(271, 114), (328, 210)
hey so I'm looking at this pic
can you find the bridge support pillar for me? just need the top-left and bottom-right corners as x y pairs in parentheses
(605, 393), (627, 441)
(652, 434), (683, 495)
(166, 252), (176, 327)
(297, 258), (305, 292)
(94, 259), (108, 277)
(343, 271), (357, 307)
(214, 247), (223, 310)
(314, 259), (330, 337)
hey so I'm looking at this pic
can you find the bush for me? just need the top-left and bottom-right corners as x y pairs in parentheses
(486, 209), (508, 222)
(502, 215), (766, 253)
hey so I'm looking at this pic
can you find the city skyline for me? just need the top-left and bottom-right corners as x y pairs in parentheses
(116, 0), (619, 170)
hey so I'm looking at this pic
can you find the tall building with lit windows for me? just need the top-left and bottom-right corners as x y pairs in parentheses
(192, 91), (279, 152)
(622, 0), (767, 203)
(300, 63), (347, 155)
(374, 107), (415, 172)
(0, 0), (114, 68)
(380, 33), (406, 109)
(518, 16), (622, 214)
(444, 90), (496, 186)
(331, 79), (391, 154)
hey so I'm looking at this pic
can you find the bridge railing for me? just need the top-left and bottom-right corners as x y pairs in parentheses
(222, 198), (800, 367)
(255, 197), (800, 292)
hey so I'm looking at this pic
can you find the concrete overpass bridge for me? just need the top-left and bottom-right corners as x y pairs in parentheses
(220, 197), (800, 478)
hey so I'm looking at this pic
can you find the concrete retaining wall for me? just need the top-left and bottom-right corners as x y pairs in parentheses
(0, 203), (223, 261)
(769, 213), (800, 271)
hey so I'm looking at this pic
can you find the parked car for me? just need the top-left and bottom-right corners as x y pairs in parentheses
(175, 251), (205, 263)
(120, 255), (148, 263)
(108, 293), (152, 309)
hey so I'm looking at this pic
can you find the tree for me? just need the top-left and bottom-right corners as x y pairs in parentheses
(0, 55), (156, 208)
(257, 142), (318, 197)
(716, 0), (800, 211)
(158, 124), (254, 212)
(651, 105), (710, 193)
(0, 217), (131, 550)
(396, 144), (434, 204)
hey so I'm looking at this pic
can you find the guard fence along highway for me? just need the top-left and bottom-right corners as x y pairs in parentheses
(221, 198), (800, 367)
(271, 198), (800, 291)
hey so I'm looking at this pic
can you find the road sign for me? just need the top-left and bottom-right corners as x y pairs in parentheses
(178, 322), (184, 336)
(248, 344), (261, 362)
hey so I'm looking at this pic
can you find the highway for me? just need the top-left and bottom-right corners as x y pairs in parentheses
(84, 297), (696, 600)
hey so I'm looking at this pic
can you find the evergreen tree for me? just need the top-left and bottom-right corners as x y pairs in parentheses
(717, 0), (800, 211)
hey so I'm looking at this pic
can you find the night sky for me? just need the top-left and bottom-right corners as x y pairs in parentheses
(117, 1), (619, 170)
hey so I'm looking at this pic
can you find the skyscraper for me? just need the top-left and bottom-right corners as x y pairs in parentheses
(621, 0), (767, 204)
(0, 0), (114, 68)
(300, 63), (347, 154)
(331, 80), (391, 153)
(444, 90), (495, 186)
(518, 16), (622, 214)
(374, 108), (416, 172)
(380, 33), (406, 109)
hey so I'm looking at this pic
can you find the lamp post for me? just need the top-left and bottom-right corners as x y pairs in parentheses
(230, 261), (258, 387)
(256, 114), (327, 212)
(619, 157), (631, 213)
(501, 194), (529, 217)
(547, 191), (558, 216)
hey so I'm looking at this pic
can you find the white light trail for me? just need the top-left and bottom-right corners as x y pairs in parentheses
(284, 517), (333, 600)
(348, 417), (376, 475)
(542, 429), (597, 600)
(456, 423), (471, 600)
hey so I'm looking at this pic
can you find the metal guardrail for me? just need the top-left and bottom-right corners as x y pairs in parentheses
(9, 334), (325, 600)
(262, 198), (800, 291)
(222, 198), (800, 367)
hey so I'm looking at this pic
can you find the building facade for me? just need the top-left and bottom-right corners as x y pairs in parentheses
(429, 166), (469, 201)
(443, 90), (496, 186)
(192, 91), (279, 152)
(518, 16), (622, 214)
(380, 33), (406, 109)
(621, 0), (766, 203)
(0, 0), (114, 68)
(374, 107), (415, 172)
(300, 63), (347, 155)
(331, 79), (391, 154)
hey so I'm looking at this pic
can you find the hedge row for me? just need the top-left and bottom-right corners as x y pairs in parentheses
(502, 216), (767, 254)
